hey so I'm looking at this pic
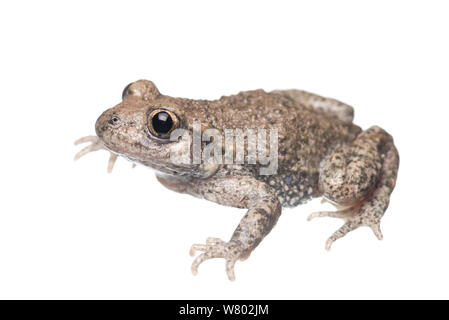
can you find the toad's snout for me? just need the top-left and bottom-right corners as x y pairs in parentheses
(95, 115), (105, 138)
(95, 110), (122, 138)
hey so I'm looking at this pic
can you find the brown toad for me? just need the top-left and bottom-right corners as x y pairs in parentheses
(75, 80), (399, 281)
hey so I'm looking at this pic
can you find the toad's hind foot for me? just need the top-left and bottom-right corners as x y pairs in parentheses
(189, 237), (244, 281)
(310, 126), (399, 251)
(308, 203), (383, 251)
(74, 135), (118, 173)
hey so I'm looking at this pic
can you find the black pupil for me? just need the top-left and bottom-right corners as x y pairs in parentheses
(152, 112), (173, 135)
(122, 82), (133, 100)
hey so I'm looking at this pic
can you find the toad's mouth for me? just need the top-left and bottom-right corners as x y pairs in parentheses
(99, 137), (198, 176)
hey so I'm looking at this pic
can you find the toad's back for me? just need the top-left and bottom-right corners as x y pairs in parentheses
(196, 89), (361, 206)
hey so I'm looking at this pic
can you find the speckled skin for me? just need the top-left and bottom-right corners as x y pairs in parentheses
(75, 80), (399, 281)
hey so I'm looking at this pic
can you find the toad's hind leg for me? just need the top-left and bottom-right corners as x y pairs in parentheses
(308, 126), (399, 250)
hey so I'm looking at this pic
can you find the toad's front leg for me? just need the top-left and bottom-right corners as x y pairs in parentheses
(186, 176), (282, 281)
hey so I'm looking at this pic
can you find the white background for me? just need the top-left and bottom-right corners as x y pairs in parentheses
(0, 0), (448, 299)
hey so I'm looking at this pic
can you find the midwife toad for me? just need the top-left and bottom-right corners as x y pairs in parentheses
(75, 80), (399, 281)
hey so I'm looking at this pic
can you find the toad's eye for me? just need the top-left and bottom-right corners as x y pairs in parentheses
(147, 109), (179, 139)
(122, 82), (133, 100)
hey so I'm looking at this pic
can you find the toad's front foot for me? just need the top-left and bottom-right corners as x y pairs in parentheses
(74, 135), (118, 173)
(190, 237), (245, 281)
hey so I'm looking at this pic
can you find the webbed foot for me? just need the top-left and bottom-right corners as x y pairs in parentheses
(308, 201), (383, 251)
